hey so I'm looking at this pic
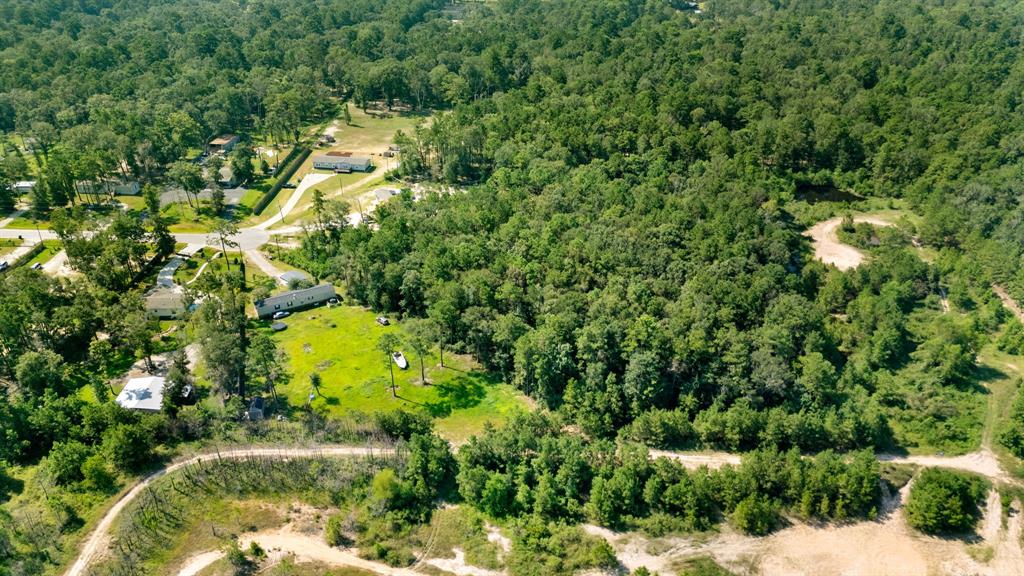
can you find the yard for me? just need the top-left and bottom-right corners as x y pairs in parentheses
(23, 240), (61, 267)
(265, 305), (530, 442)
(0, 238), (21, 257)
(172, 247), (273, 288)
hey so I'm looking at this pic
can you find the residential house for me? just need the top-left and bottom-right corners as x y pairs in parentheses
(311, 153), (373, 172)
(254, 283), (336, 319)
(209, 135), (240, 154)
(115, 376), (165, 413)
(13, 181), (35, 194)
(145, 289), (186, 320)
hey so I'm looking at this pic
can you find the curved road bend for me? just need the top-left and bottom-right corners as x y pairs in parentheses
(64, 446), (395, 576)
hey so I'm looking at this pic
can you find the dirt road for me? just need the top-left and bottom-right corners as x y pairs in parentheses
(177, 527), (503, 576)
(64, 446), (395, 576)
(653, 447), (1018, 485)
(994, 284), (1024, 323)
(804, 214), (895, 270)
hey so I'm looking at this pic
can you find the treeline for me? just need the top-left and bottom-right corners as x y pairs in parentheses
(454, 413), (878, 537)
(277, 0), (1024, 455)
(0, 0), (541, 212)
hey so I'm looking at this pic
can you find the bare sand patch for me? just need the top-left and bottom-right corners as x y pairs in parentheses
(804, 215), (896, 270)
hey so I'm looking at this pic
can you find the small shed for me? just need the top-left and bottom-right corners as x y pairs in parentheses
(13, 181), (35, 194)
(279, 270), (312, 287)
(209, 135), (240, 154)
(248, 397), (265, 420)
(116, 377), (165, 413)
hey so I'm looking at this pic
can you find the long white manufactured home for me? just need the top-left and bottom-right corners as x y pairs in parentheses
(254, 283), (336, 319)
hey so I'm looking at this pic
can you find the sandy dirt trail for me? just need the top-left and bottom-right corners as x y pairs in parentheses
(653, 447), (1017, 485)
(804, 214), (896, 270)
(64, 446), (394, 576)
(176, 527), (502, 576)
(994, 284), (1024, 323)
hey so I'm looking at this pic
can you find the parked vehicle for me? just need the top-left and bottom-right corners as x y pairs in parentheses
(376, 316), (390, 326)
(392, 352), (408, 369)
(272, 311), (291, 320)
(30, 263), (42, 270)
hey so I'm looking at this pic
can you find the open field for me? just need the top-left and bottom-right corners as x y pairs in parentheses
(264, 305), (529, 442)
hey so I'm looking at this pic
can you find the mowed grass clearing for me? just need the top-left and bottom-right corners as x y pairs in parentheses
(266, 305), (530, 442)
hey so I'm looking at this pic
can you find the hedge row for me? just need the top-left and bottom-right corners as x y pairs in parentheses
(253, 146), (311, 216)
(0, 241), (46, 275)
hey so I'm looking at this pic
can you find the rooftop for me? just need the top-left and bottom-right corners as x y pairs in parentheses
(210, 135), (238, 146)
(115, 376), (165, 412)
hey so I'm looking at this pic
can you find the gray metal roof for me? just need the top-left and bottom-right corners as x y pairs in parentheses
(255, 283), (335, 310)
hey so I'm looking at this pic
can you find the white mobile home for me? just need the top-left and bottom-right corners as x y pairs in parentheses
(254, 283), (336, 319)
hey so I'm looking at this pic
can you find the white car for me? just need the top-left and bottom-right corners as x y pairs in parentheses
(272, 311), (291, 320)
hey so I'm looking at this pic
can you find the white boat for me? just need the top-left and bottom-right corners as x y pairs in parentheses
(392, 352), (408, 370)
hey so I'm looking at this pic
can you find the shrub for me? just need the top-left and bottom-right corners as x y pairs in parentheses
(619, 409), (695, 449)
(325, 513), (351, 547)
(81, 453), (116, 492)
(905, 468), (987, 534)
(48, 441), (90, 486)
(731, 495), (777, 535)
(373, 410), (432, 440)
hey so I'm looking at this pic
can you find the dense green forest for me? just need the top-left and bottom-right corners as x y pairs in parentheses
(3, 0), (1024, 573)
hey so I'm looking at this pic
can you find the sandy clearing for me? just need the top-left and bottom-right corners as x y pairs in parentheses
(238, 529), (421, 576)
(64, 445), (395, 576)
(653, 448), (1017, 485)
(992, 499), (1024, 576)
(486, 524), (511, 553)
(586, 479), (1024, 576)
(879, 448), (1020, 486)
(649, 449), (741, 470)
(804, 214), (896, 270)
(425, 548), (504, 576)
(41, 249), (74, 277)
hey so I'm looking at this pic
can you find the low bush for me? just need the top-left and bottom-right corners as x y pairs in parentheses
(905, 468), (987, 534)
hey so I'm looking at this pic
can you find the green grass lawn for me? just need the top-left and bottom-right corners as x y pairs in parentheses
(23, 239), (61, 267)
(163, 201), (221, 233)
(0, 238), (21, 257)
(172, 247), (271, 288)
(272, 172), (387, 228)
(117, 195), (148, 211)
(265, 305), (530, 442)
(976, 343), (1024, 477)
(2, 215), (49, 230)
(330, 106), (428, 153)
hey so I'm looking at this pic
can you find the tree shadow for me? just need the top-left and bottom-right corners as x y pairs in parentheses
(423, 375), (487, 418)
